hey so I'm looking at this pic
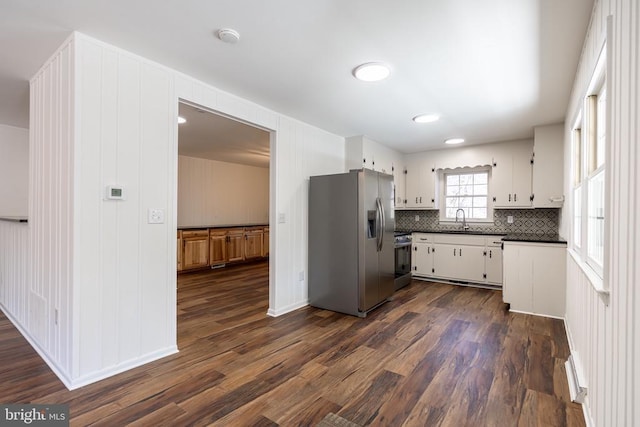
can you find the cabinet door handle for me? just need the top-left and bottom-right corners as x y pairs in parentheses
(453, 248), (456, 256)
(514, 194), (517, 202)
(428, 247), (431, 254)
(509, 194), (512, 202)
(489, 250), (492, 258)
(416, 197), (418, 204)
(459, 248), (462, 256)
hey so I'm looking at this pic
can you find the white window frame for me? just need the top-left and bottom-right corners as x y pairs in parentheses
(570, 42), (608, 286)
(438, 166), (493, 223)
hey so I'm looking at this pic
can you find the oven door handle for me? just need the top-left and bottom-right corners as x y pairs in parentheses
(394, 242), (412, 248)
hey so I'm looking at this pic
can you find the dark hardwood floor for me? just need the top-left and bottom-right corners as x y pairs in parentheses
(0, 260), (584, 426)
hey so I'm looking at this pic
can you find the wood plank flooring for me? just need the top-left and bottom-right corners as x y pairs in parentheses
(0, 261), (585, 426)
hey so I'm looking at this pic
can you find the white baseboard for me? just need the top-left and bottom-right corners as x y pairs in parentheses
(0, 303), (74, 389)
(68, 346), (179, 390)
(1, 303), (179, 391)
(508, 308), (565, 320)
(267, 300), (308, 317)
(563, 318), (594, 427)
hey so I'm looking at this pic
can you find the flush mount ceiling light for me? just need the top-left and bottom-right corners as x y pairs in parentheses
(445, 138), (465, 145)
(353, 62), (390, 82)
(217, 28), (240, 44)
(413, 114), (440, 123)
(177, 116), (187, 124)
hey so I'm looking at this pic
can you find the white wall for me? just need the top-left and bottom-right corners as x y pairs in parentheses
(562, 1), (640, 426)
(0, 124), (28, 216)
(14, 31), (344, 389)
(177, 155), (269, 227)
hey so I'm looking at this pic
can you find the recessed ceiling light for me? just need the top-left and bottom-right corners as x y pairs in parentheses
(353, 62), (390, 82)
(445, 138), (465, 145)
(178, 116), (187, 124)
(413, 114), (440, 123)
(217, 28), (240, 44)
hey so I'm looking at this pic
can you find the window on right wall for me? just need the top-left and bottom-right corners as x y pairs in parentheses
(572, 45), (607, 279)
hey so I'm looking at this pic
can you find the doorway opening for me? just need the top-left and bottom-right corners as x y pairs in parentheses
(175, 101), (272, 345)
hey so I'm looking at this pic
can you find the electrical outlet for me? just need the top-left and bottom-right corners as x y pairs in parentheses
(148, 208), (165, 224)
(415, 215), (420, 222)
(507, 215), (514, 224)
(278, 212), (286, 224)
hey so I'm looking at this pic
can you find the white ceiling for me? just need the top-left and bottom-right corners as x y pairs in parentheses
(178, 103), (270, 168)
(1, 0), (593, 154)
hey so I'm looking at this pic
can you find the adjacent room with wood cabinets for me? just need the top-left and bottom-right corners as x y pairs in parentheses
(176, 101), (270, 297)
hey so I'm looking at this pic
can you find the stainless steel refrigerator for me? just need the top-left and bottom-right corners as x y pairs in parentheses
(308, 169), (395, 317)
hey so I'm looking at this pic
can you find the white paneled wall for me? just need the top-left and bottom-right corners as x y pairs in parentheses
(72, 36), (178, 384)
(29, 36), (75, 384)
(18, 31), (345, 389)
(562, 1), (640, 426)
(0, 222), (29, 326)
(0, 124), (29, 216)
(177, 156), (269, 227)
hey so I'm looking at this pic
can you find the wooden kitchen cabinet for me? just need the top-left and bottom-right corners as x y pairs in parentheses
(492, 141), (533, 208)
(181, 229), (210, 270)
(244, 227), (263, 260)
(502, 241), (566, 317)
(209, 229), (228, 266)
(262, 226), (269, 257)
(177, 230), (183, 271)
(405, 156), (436, 209)
(226, 228), (245, 262)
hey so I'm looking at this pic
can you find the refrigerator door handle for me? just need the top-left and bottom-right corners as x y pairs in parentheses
(375, 197), (383, 252)
(379, 198), (386, 251)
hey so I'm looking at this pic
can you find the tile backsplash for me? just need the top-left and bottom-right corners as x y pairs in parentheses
(395, 209), (560, 235)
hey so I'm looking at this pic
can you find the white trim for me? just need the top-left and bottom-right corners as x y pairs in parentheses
(507, 308), (565, 321)
(568, 248), (609, 303)
(0, 304), (73, 389)
(267, 300), (308, 317)
(69, 346), (178, 390)
(563, 318), (595, 427)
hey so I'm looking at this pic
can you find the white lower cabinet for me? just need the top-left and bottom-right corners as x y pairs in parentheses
(412, 234), (434, 276)
(502, 241), (566, 318)
(412, 233), (503, 286)
(485, 238), (503, 285)
(433, 244), (485, 282)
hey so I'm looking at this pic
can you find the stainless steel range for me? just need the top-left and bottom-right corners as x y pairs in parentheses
(394, 232), (412, 290)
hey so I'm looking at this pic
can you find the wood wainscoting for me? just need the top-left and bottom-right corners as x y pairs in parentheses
(0, 260), (583, 426)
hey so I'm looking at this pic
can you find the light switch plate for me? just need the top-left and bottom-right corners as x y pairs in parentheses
(148, 208), (165, 224)
(507, 215), (514, 224)
(278, 212), (286, 223)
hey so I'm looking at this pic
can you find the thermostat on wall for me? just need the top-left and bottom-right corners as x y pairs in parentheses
(105, 185), (125, 200)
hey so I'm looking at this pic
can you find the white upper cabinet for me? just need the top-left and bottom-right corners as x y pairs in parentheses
(345, 135), (395, 174)
(345, 135), (405, 208)
(393, 159), (406, 208)
(404, 156), (436, 209)
(491, 140), (533, 208)
(532, 124), (564, 208)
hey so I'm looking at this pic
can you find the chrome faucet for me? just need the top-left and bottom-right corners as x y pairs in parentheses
(455, 208), (469, 231)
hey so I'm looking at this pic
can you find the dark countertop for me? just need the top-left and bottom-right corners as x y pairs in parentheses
(501, 233), (567, 244)
(178, 224), (268, 230)
(397, 229), (567, 244)
(396, 229), (506, 236)
(0, 216), (28, 223)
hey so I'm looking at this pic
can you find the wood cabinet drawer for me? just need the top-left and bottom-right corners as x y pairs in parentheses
(182, 229), (209, 238)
